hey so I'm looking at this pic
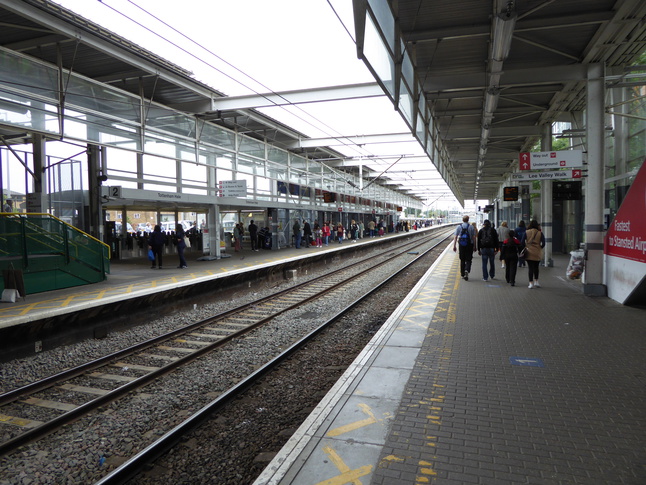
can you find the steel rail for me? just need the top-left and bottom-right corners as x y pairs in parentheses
(94, 232), (452, 484)
(0, 229), (453, 458)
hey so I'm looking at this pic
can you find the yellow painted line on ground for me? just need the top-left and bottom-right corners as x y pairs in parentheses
(314, 446), (372, 485)
(326, 403), (379, 438)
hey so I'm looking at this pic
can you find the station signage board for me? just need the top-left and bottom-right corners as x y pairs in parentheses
(519, 150), (584, 170)
(511, 169), (582, 181)
(218, 180), (247, 198)
(503, 186), (519, 201)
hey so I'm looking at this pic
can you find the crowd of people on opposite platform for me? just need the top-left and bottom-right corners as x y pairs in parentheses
(453, 216), (545, 288)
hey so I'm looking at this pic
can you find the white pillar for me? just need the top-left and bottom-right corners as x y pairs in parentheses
(541, 123), (553, 267)
(584, 63), (606, 296)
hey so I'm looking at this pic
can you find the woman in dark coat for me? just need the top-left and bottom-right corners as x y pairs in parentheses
(500, 230), (521, 286)
(148, 224), (166, 269)
(176, 224), (187, 269)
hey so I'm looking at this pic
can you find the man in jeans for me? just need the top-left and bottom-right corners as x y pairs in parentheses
(452, 215), (476, 281)
(478, 219), (500, 281)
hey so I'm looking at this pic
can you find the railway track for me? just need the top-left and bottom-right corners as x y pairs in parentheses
(0, 228), (453, 477)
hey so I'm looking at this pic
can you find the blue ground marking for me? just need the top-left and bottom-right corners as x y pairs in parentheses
(509, 356), (545, 367)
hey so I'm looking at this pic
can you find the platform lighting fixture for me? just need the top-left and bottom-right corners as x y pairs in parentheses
(492, 4), (517, 62)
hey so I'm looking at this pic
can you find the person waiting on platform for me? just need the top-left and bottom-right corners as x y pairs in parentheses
(175, 223), (188, 269)
(303, 220), (312, 247)
(293, 219), (302, 248)
(148, 224), (166, 269)
(2, 198), (13, 213)
(322, 222), (331, 246)
(336, 222), (344, 243)
(453, 215), (476, 281)
(248, 220), (259, 251)
(234, 222), (244, 252)
(368, 219), (376, 237)
(313, 222), (322, 247)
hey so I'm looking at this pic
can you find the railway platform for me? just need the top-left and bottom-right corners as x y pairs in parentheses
(0, 227), (435, 360)
(254, 245), (646, 485)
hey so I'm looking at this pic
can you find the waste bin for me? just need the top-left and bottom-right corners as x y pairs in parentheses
(224, 232), (233, 248)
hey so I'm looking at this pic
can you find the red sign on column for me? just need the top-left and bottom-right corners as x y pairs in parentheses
(572, 169), (582, 178)
(519, 152), (531, 170)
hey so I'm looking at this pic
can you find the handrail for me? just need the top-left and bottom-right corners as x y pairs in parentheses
(0, 212), (111, 259)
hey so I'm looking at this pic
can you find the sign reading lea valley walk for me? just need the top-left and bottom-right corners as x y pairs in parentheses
(519, 150), (584, 170)
(511, 169), (582, 181)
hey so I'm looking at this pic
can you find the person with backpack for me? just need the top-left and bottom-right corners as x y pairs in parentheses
(477, 219), (499, 281)
(452, 215), (476, 280)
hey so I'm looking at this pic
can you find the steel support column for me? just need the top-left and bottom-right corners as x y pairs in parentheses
(583, 64), (606, 296)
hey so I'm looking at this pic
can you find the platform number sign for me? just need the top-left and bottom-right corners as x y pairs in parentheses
(109, 186), (122, 198)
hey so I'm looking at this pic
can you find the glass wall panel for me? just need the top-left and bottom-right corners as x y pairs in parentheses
(199, 121), (236, 150)
(181, 161), (207, 195)
(268, 161), (287, 181)
(416, 113), (426, 146)
(255, 176), (272, 201)
(237, 172), (254, 197)
(367, 0), (395, 52)
(144, 132), (195, 160)
(0, 95), (59, 135)
(105, 147), (138, 187)
(291, 154), (308, 171)
(142, 155), (176, 189)
(364, 15), (395, 99)
(66, 75), (140, 124)
(237, 154), (263, 176)
(238, 134), (265, 159)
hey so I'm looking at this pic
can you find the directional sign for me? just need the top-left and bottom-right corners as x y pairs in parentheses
(519, 150), (584, 170)
(511, 170), (581, 181)
(218, 180), (247, 198)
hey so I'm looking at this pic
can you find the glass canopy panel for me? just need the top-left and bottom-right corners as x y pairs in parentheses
(65, 75), (141, 124)
(401, 49), (415, 92)
(238, 134), (265, 159)
(398, 80), (413, 127)
(199, 121), (236, 150)
(268, 160), (287, 181)
(145, 104), (196, 139)
(363, 14), (395, 99)
(268, 146), (288, 164)
(416, 113), (426, 147)
(367, 0), (395, 53)
(0, 49), (58, 101)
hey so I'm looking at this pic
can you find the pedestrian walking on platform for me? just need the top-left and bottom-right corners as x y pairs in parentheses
(515, 220), (527, 267)
(477, 219), (499, 281)
(497, 221), (510, 268)
(336, 223), (344, 243)
(521, 220), (545, 288)
(148, 224), (165, 269)
(234, 223), (244, 252)
(501, 230), (521, 286)
(453, 215), (476, 280)
(313, 222), (323, 247)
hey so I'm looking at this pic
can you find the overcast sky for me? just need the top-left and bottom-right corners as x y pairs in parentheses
(45, 0), (476, 210)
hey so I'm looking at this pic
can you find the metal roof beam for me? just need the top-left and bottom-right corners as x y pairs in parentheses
(209, 83), (383, 111)
(287, 132), (414, 149)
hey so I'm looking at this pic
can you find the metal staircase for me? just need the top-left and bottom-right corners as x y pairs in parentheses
(0, 213), (110, 295)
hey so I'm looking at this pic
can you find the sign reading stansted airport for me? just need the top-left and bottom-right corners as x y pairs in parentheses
(518, 150), (584, 170)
